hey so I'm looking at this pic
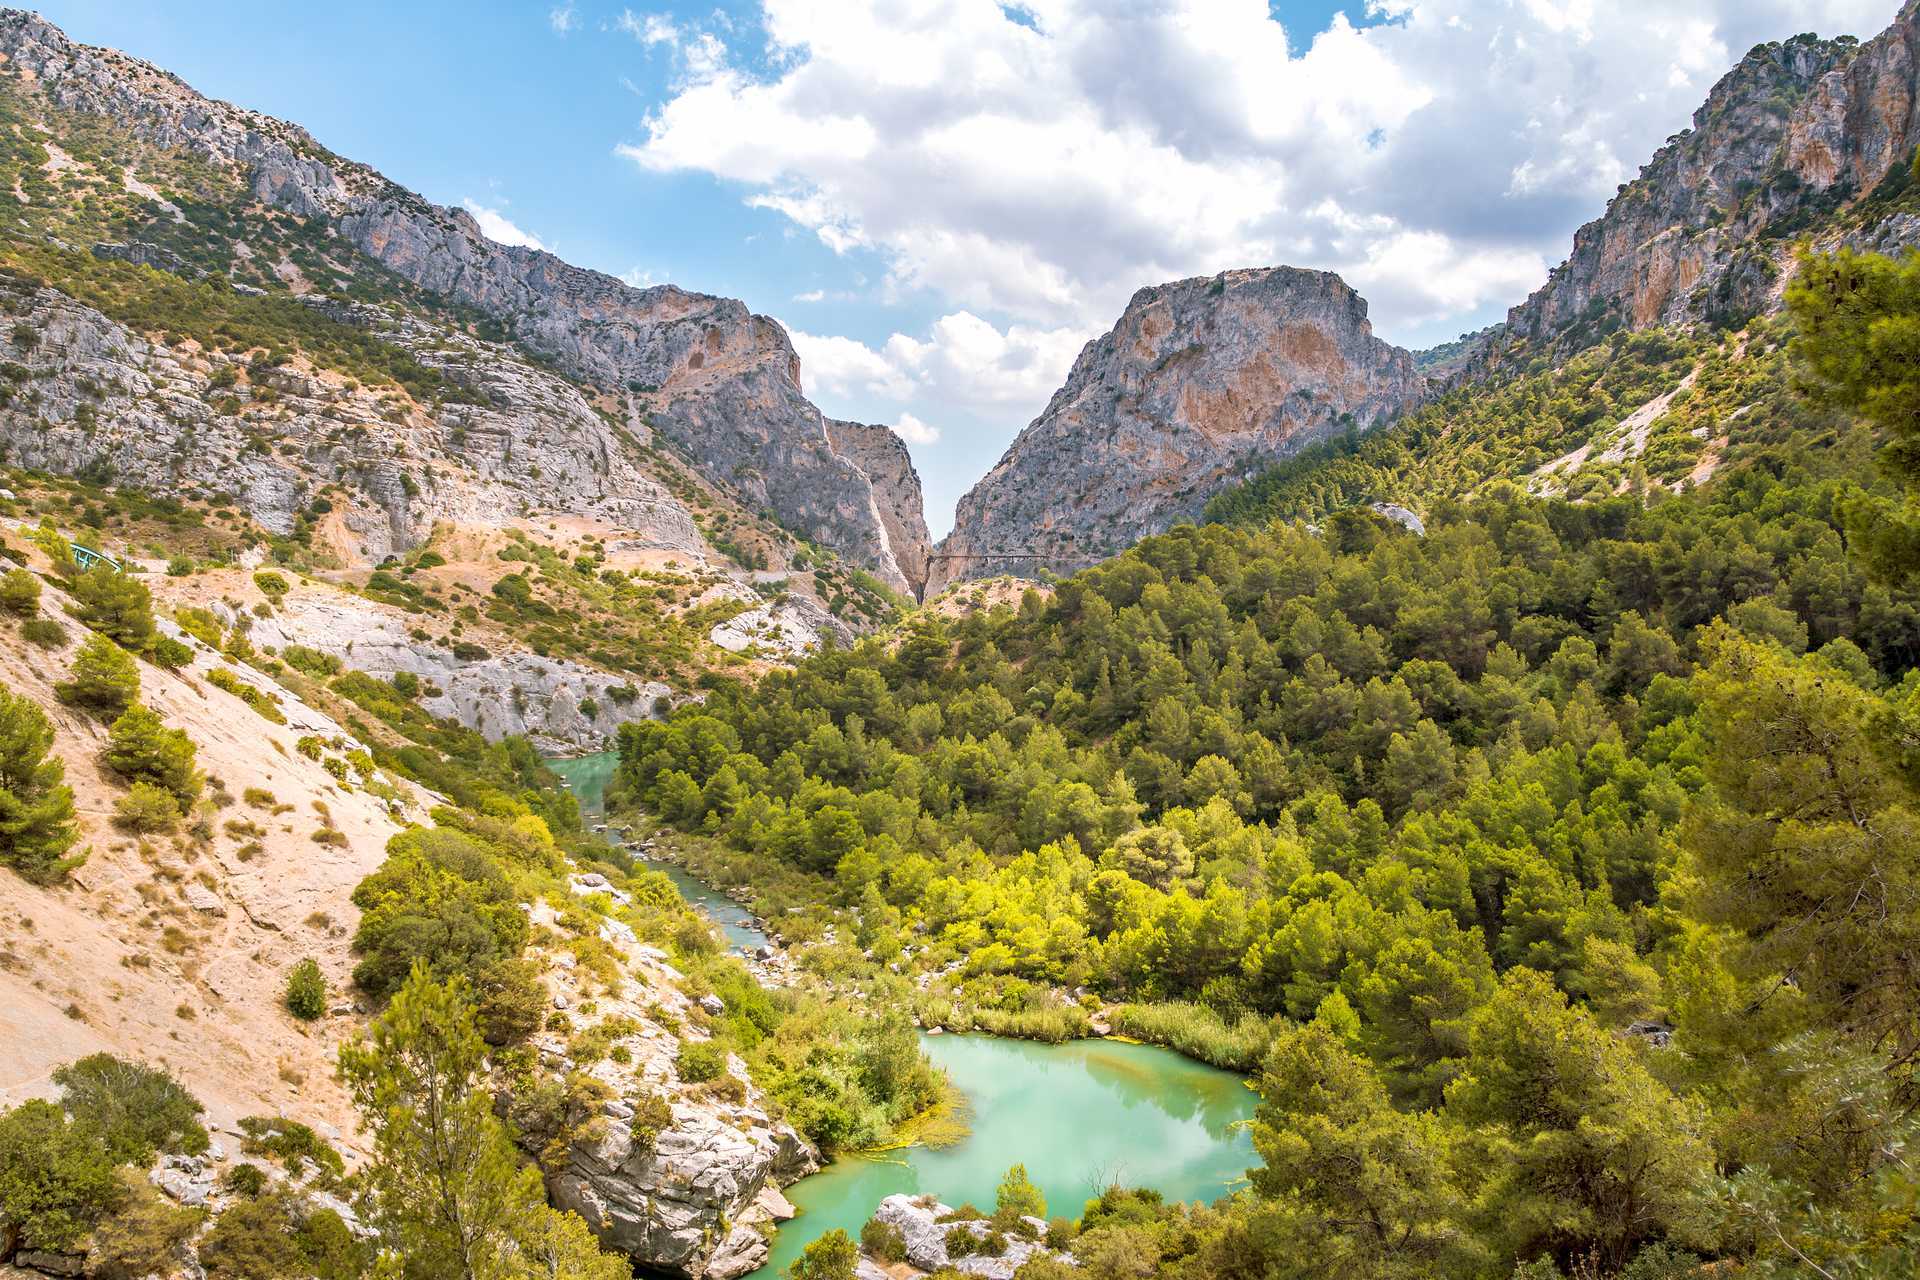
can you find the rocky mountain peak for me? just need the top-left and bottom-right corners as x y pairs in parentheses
(0, 8), (927, 592)
(929, 266), (1422, 595)
(1487, 0), (1919, 363)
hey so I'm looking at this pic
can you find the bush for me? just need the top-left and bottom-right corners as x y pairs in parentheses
(0, 1098), (123, 1253)
(55, 633), (140, 717)
(253, 571), (290, 599)
(0, 689), (80, 884)
(22, 615), (67, 648)
(147, 632), (194, 669)
(860, 1216), (907, 1262)
(53, 1053), (208, 1163)
(235, 1116), (346, 1182)
(113, 780), (182, 833)
(389, 669), (420, 698)
(0, 567), (40, 615)
(88, 1168), (202, 1280)
(104, 704), (202, 805)
(222, 1163), (269, 1197)
(285, 958), (327, 1021)
(676, 1038), (726, 1083)
(788, 1228), (857, 1280)
(282, 644), (342, 677)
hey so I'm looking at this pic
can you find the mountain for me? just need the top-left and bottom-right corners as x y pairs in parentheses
(1486, 0), (1920, 363)
(0, 9), (926, 595)
(933, 1), (1920, 594)
(928, 267), (1422, 596)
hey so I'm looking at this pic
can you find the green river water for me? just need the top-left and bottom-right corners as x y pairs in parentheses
(545, 751), (1257, 1277)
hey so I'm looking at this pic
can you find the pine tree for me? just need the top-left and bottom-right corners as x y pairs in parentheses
(55, 633), (140, 719)
(103, 704), (201, 806)
(0, 689), (79, 884)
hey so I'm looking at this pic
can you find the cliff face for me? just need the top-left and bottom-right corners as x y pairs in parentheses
(930, 268), (1422, 594)
(0, 9), (923, 591)
(823, 419), (932, 596)
(1494, 0), (1920, 360)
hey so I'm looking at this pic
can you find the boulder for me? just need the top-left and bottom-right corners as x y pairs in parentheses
(870, 1194), (1071, 1279)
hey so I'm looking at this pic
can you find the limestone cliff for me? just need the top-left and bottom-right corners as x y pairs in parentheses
(929, 268), (1421, 594)
(1492, 0), (1920, 361)
(0, 9), (922, 592)
(824, 419), (932, 595)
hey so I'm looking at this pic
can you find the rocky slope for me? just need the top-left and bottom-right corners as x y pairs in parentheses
(1490, 0), (1920, 361)
(930, 267), (1421, 594)
(0, 8), (926, 593)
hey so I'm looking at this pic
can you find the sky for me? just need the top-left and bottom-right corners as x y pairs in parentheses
(29, 0), (1906, 536)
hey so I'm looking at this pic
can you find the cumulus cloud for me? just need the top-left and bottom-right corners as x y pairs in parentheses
(548, 5), (577, 35)
(461, 198), (546, 251)
(894, 412), (940, 444)
(618, 0), (1895, 342)
(791, 311), (1087, 415)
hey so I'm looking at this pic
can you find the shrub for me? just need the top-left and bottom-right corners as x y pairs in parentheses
(0, 1098), (124, 1253)
(860, 1217), (908, 1262)
(222, 1162), (269, 1197)
(283, 644), (342, 677)
(56, 633), (140, 717)
(53, 1053), (208, 1163)
(788, 1228), (858, 1280)
(995, 1162), (1046, 1222)
(389, 669), (420, 698)
(676, 1038), (726, 1083)
(207, 667), (287, 723)
(22, 615), (66, 647)
(148, 633), (194, 669)
(0, 689), (80, 884)
(236, 1116), (346, 1182)
(166, 554), (194, 576)
(104, 704), (202, 805)
(451, 640), (490, 661)
(113, 781), (182, 833)
(286, 958), (327, 1021)
(88, 1168), (202, 1279)
(0, 567), (39, 615)
(253, 571), (290, 599)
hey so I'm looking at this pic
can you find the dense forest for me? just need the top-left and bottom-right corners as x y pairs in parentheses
(610, 248), (1920, 1278)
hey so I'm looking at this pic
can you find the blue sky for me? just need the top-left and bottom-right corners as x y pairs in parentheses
(28, 1), (1900, 535)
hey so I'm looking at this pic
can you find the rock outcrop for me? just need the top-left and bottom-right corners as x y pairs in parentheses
(0, 276), (704, 567)
(525, 902), (817, 1279)
(824, 419), (933, 596)
(1492, 0), (1920, 361)
(0, 9), (925, 591)
(930, 268), (1421, 594)
(866, 1194), (1071, 1279)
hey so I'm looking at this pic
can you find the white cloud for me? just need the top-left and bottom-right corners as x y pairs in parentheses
(461, 199), (545, 251)
(791, 310), (1086, 415)
(619, 0), (1893, 343)
(894, 412), (940, 444)
(548, 5), (577, 35)
(792, 289), (826, 303)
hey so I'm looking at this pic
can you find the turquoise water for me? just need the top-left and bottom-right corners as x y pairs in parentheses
(546, 750), (770, 954)
(754, 1033), (1256, 1277)
(542, 751), (1257, 1277)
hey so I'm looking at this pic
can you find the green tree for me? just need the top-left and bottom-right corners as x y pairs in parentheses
(0, 1099), (123, 1253)
(69, 564), (156, 649)
(995, 1162), (1046, 1222)
(0, 567), (40, 616)
(55, 632), (140, 718)
(89, 1169), (203, 1280)
(0, 688), (80, 884)
(1251, 1022), (1475, 1278)
(103, 704), (202, 806)
(286, 958), (328, 1021)
(787, 1228), (857, 1280)
(1446, 968), (1713, 1271)
(336, 963), (623, 1280)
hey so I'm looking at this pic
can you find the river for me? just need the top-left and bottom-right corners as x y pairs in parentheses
(546, 751), (1257, 1277)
